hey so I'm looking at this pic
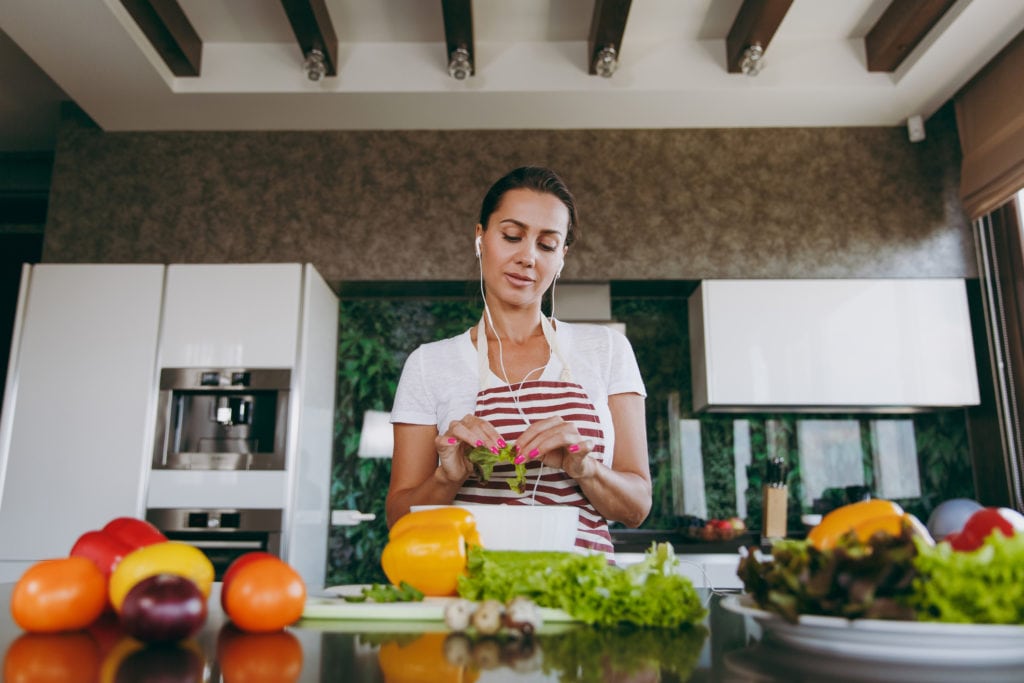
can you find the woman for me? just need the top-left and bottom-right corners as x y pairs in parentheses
(385, 166), (651, 557)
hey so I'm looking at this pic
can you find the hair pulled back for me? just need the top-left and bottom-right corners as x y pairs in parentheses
(478, 166), (579, 247)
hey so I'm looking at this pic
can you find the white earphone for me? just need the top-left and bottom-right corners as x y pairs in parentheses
(556, 260), (564, 278)
(475, 235), (482, 258)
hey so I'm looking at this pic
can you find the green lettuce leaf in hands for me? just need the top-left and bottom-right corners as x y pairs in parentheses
(467, 442), (527, 493)
(457, 542), (707, 628)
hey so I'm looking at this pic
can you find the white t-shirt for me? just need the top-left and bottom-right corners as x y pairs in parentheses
(390, 320), (646, 465)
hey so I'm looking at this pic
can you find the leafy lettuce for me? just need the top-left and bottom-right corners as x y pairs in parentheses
(456, 542), (707, 628)
(909, 531), (1024, 624)
(737, 526), (1024, 624)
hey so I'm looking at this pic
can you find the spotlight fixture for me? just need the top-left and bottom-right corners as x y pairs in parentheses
(739, 43), (764, 76)
(303, 48), (327, 81)
(447, 46), (472, 80)
(593, 44), (619, 78)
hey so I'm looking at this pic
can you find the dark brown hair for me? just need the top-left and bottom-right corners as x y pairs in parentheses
(478, 166), (579, 247)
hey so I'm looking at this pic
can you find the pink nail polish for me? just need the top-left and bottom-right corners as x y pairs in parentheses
(491, 446), (500, 455)
(513, 454), (526, 465)
(568, 443), (580, 453)
(447, 437), (458, 444)
(475, 440), (484, 447)
(497, 438), (507, 448)
(528, 448), (539, 459)
(513, 444), (520, 453)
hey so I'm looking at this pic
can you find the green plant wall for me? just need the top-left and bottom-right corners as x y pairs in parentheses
(327, 290), (977, 584)
(327, 297), (479, 586)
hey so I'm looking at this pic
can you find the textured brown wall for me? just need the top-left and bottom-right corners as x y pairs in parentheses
(44, 104), (973, 287)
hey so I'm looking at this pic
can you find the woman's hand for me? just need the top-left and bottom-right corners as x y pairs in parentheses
(513, 416), (598, 480)
(436, 414), (506, 484)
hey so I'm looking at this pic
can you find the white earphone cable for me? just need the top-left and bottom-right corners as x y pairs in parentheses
(478, 248), (550, 502)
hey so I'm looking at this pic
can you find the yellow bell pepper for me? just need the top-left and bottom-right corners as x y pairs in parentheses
(389, 506), (482, 547)
(806, 499), (904, 549)
(381, 508), (480, 597)
(377, 632), (479, 683)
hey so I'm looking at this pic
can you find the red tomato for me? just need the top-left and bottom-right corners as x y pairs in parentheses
(220, 552), (278, 612)
(2, 631), (101, 683)
(222, 558), (306, 633)
(217, 624), (304, 683)
(950, 507), (1024, 551)
(11, 557), (108, 633)
(101, 517), (167, 549)
(70, 530), (134, 577)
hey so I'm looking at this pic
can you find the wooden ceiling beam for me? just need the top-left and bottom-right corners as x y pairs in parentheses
(120, 0), (201, 77)
(441, 0), (475, 77)
(865, 0), (957, 72)
(588, 0), (632, 75)
(725, 0), (793, 73)
(280, 0), (338, 77)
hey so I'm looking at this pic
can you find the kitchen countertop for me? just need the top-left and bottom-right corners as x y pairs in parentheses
(2, 581), (1014, 682)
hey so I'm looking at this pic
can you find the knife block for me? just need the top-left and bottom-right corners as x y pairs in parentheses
(761, 485), (788, 539)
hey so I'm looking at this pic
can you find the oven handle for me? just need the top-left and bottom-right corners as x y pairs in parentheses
(185, 539), (265, 550)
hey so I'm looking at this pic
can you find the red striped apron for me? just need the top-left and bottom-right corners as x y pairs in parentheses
(454, 317), (616, 558)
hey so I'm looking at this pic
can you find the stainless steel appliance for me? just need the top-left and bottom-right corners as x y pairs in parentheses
(146, 508), (281, 580)
(152, 368), (290, 470)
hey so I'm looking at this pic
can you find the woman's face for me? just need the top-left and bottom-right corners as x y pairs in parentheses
(478, 188), (569, 309)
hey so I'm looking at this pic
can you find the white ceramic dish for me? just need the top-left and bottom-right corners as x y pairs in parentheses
(410, 503), (579, 552)
(721, 594), (1024, 666)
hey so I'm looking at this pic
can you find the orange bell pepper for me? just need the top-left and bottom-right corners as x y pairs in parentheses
(382, 508), (480, 596)
(806, 499), (904, 550)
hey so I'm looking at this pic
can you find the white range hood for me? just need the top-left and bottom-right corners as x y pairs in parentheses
(688, 279), (981, 413)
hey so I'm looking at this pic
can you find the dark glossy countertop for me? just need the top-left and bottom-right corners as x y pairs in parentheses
(3, 582), (1016, 682)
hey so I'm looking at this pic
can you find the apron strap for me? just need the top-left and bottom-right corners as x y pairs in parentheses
(476, 315), (572, 391)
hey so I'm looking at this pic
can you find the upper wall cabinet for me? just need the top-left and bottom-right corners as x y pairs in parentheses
(159, 264), (304, 368)
(688, 279), (981, 412)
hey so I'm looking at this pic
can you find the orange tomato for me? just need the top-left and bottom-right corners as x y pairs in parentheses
(220, 551), (278, 611)
(11, 557), (107, 633)
(3, 631), (102, 683)
(217, 624), (304, 683)
(222, 558), (306, 633)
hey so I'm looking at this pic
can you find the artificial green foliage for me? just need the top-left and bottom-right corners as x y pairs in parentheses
(327, 288), (977, 584)
(610, 298), (689, 529)
(327, 297), (479, 586)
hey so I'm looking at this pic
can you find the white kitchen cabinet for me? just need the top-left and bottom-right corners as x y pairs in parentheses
(159, 264), (303, 368)
(0, 263), (338, 588)
(689, 279), (981, 412)
(0, 264), (164, 580)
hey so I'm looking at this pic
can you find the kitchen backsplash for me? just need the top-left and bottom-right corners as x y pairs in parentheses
(43, 103), (973, 282)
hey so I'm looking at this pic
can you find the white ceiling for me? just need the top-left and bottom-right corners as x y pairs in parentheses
(1, 0), (1024, 151)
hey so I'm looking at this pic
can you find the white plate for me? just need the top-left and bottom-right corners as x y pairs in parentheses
(302, 585), (574, 624)
(721, 594), (1024, 666)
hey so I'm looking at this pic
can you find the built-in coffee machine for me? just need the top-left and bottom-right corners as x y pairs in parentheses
(148, 367), (291, 578)
(151, 368), (290, 471)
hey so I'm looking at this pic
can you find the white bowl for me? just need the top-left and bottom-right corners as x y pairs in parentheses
(410, 504), (579, 552)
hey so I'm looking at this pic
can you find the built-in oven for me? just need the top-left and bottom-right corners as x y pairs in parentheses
(146, 508), (282, 580)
